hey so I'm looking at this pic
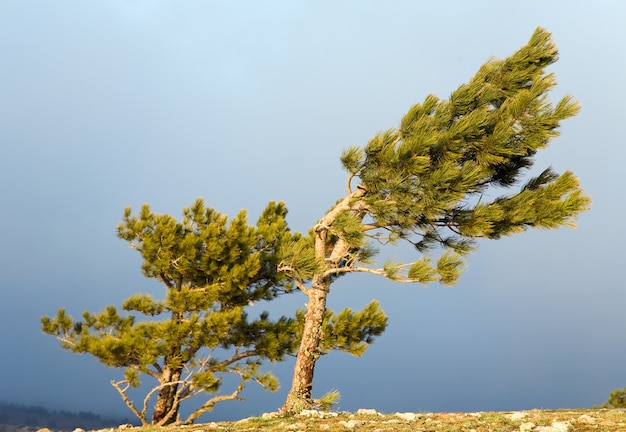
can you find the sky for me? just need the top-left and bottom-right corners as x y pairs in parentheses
(1, 0), (625, 423)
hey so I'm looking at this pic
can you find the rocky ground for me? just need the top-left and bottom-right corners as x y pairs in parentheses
(22, 408), (626, 432)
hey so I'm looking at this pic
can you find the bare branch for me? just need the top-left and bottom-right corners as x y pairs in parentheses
(346, 173), (354, 195)
(361, 223), (383, 232)
(314, 186), (367, 233)
(151, 362), (163, 376)
(171, 255), (186, 269)
(54, 335), (78, 349)
(159, 271), (174, 289)
(277, 264), (311, 296)
(323, 264), (422, 284)
(216, 349), (259, 370)
(183, 381), (245, 425)
(110, 380), (147, 426)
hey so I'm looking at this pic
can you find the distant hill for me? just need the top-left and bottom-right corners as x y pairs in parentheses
(0, 402), (136, 431)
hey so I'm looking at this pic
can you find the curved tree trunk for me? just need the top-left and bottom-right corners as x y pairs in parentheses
(282, 275), (330, 414)
(282, 187), (366, 414)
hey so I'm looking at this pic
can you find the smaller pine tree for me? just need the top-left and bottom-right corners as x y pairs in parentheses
(42, 199), (300, 426)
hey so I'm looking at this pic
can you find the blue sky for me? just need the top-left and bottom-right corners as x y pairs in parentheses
(1, 0), (625, 422)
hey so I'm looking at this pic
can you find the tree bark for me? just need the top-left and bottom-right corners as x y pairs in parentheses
(152, 367), (182, 425)
(282, 274), (330, 414)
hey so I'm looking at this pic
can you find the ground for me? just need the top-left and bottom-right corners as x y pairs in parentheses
(105, 409), (626, 432)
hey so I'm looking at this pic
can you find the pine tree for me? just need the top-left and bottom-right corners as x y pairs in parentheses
(279, 27), (591, 414)
(42, 199), (300, 426)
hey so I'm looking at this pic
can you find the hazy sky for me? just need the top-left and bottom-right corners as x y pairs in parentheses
(1, 0), (625, 423)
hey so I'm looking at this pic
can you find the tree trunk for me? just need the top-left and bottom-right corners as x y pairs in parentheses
(282, 275), (330, 414)
(152, 367), (182, 425)
(282, 188), (365, 414)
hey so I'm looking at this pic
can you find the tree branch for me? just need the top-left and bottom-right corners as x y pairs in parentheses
(183, 381), (245, 425)
(346, 173), (355, 195)
(323, 264), (421, 283)
(216, 349), (259, 370)
(314, 186), (367, 233)
(110, 380), (147, 426)
(277, 264), (311, 296)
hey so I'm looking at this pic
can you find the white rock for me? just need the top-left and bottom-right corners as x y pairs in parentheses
(395, 412), (419, 421)
(520, 422), (536, 432)
(577, 414), (597, 423)
(340, 420), (364, 429)
(73, 428), (85, 432)
(508, 412), (528, 421)
(535, 421), (570, 432)
(261, 412), (280, 419)
(356, 408), (379, 416)
(299, 409), (322, 417)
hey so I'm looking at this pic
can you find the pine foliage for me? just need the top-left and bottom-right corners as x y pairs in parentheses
(293, 300), (388, 357)
(329, 27), (590, 284)
(42, 199), (300, 426)
(600, 387), (626, 408)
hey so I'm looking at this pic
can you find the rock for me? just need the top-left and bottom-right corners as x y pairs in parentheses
(508, 412), (528, 421)
(577, 414), (597, 423)
(340, 419), (364, 429)
(287, 422), (307, 430)
(356, 408), (379, 416)
(520, 422), (536, 432)
(535, 421), (570, 432)
(297, 409), (338, 418)
(73, 428), (85, 432)
(118, 424), (134, 430)
(395, 412), (420, 421)
(261, 411), (280, 419)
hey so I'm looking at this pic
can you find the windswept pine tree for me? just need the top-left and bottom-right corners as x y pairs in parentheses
(278, 27), (591, 413)
(43, 199), (299, 426)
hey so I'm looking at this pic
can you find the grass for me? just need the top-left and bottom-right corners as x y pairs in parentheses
(125, 408), (626, 432)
